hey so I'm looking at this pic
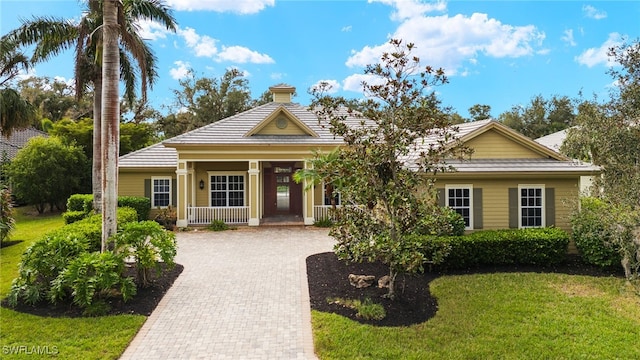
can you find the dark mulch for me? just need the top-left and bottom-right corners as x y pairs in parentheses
(1, 263), (183, 317)
(306, 252), (624, 327)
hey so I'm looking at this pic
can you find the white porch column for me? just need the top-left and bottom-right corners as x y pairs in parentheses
(176, 161), (188, 228)
(248, 160), (260, 226)
(303, 160), (315, 225)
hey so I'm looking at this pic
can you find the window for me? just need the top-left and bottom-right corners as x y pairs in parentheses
(323, 183), (341, 206)
(446, 185), (472, 229)
(519, 185), (544, 228)
(210, 173), (245, 207)
(152, 177), (171, 208)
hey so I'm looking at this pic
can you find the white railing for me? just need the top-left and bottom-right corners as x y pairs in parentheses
(188, 206), (249, 225)
(314, 205), (341, 220)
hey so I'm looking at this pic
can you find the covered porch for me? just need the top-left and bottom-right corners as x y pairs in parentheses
(175, 159), (333, 227)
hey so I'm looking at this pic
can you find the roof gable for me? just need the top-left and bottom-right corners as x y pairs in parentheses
(244, 106), (319, 137)
(458, 120), (566, 160)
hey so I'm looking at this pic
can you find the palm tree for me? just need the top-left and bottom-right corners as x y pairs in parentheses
(0, 39), (36, 135)
(2, 0), (176, 216)
(102, 0), (119, 250)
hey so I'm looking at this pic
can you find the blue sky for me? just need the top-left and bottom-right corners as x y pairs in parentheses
(2, 0), (638, 118)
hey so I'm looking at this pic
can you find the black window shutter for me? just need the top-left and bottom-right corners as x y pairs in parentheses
(508, 188), (518, 228)
(172, 179), (177, 206)
(545, 188), (555, 227)
(436, 188), (445, 207)
(473, 188), (483, 229)
(144, 179), (151, 199)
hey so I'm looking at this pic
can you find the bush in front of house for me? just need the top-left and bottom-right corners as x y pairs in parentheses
(571, 197), (622, 269)
(118, 196), (151, 221)
(116, 221), (177, 288)
(415, 227), (570, 270)
(413, 206), (466, 237)
(67, 194), (94, 213)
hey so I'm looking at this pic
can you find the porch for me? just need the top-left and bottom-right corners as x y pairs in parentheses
(185, 205), (338, 225)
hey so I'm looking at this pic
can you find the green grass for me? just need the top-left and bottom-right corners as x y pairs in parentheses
(0, 208), (146, 359)
(313, 272), (640, 360)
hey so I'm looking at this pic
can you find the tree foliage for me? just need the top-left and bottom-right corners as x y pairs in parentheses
(468, 104), (492, 121)
(7, 136), (89, 213)
(498, 94), (576, 138)
(305, 39), (470, 298)
(158, 68), (252, 138)
(562, 39), (640, 279)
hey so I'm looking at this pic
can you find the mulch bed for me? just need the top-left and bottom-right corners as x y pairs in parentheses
(306, 252), (624, 327)
(2, 263), (183, 318)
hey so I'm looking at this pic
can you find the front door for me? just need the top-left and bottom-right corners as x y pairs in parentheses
(264, 163), (302, 217)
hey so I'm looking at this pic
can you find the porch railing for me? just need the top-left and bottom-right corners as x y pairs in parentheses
(314, 205), (341, 220)
(187, 206), (249, 225)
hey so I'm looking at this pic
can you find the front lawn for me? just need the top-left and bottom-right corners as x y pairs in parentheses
(0, 209), (146, 359)
(312, 272), (640, 359)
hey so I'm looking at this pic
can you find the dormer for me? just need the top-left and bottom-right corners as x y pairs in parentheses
(269, 84), (295, 103)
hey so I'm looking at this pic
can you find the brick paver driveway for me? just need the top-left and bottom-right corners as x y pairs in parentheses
(120, 227), (334, 360)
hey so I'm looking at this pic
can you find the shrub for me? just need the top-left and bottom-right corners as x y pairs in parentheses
(50, 251), (136, 316)
(62, 210), (87, 224)
(414, 206), (466, 236)
(154, 206), (177, 230)
(314, 217), (334, 228)
(327, 297), (386, 321)
(118, 196), (151, 221)
(207, 219), (229, 231)
(571, 197), (621, 268)
(67, 194), (93, 212)
(0, 188), (15, 244)
(423, 227), (569, 270)
(116, 221), (177, 287)
(7, 232), (89, 306)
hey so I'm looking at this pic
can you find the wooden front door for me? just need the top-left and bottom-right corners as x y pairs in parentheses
(264, 163), (302, 217)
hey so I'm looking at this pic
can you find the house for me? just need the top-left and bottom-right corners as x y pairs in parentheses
(118, 84), (600, 231)
(0, 127), (48, 160)
(535, 127), (595, 195)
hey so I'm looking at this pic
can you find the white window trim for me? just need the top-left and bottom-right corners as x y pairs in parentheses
(517, 184), (545, 228)
(322, 182), (341, 206)
(151, 176), (172, 209)
(445, 184), (473, 230)
(207, 171), (247, 208)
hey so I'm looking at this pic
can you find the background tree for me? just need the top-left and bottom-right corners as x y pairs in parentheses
(563, 39), (640, 279)
(498, 94), (576, 138)
(306, 39), (469, 299)
(468, 104), (492, 121)
(161, 68), (252, 136)
(15, 76), (90, 123)
(7, 136), (89, 213)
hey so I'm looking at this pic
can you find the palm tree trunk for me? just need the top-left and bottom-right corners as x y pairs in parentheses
(101, 0), (120, 252)
(92, 75), (102, 214)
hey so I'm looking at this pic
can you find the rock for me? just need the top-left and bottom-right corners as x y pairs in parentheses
(348, 274), (376, 288)
(378, 275), (391, 289)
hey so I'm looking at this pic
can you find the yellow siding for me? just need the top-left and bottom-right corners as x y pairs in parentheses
(466, 129), (546, 159)
(436, 178), (579, 232)
(119, 171), (175, 197)
(273, 92), (291, 103)
(257, 117), (309, 135)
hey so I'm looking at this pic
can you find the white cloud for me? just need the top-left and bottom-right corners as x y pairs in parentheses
(310, 80), (341, 94)
(370, 0), (446, 21)
(583, 5), (607, 20)
(270, 73), (284, 80)
(136, 19), (172, 41)
(346, 13), (545, 75)
(342, 73), (386, 94)
(561, 29), (576, 47)
(216, 46), (274, 64)
(177, 27), (219, 57)
(169, 60), (191, 80)
(341, 25), (352, 32)
(165, 0), (274, 14)
(575, 32), (622, 68)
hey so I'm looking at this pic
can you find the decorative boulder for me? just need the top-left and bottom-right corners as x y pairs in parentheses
(348, 274), (376, 288)
(378, 275), (391, 289)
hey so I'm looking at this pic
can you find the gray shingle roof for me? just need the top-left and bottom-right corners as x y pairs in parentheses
(535, 128), (570, 152)
(0, 128), (48, 159)
(439, 158), (599, 174)
(119, 143), (177, 168)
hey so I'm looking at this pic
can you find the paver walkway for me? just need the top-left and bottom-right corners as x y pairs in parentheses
(120, 227), (334, 360)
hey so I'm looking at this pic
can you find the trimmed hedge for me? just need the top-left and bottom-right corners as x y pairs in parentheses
(67, 194), (93, 213)
(417, 227), (569, 270)
(117, 196), (151, 222)
(62, 210), (87, 225)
